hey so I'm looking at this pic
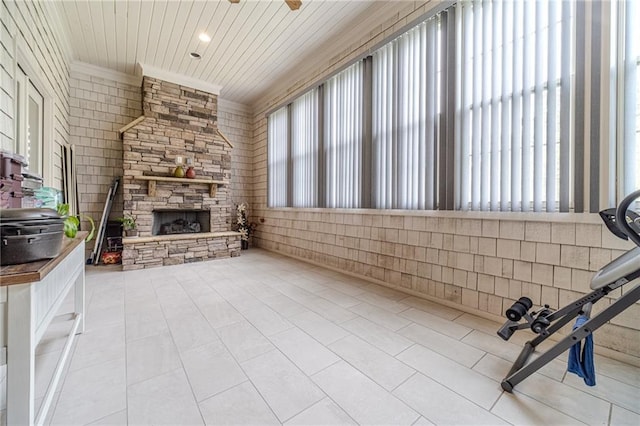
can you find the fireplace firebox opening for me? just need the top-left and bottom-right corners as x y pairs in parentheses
(152, 209), (211, 235)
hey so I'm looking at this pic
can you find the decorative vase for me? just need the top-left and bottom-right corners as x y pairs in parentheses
(173, 165), (185, 178)
(186, 166), (196, 179)
(241, 240), (249, 250)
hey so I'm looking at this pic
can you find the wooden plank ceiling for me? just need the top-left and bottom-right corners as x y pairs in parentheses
(55, 0), (414, 106)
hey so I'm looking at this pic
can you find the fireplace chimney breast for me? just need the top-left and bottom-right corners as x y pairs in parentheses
(120, 76), (240, 269)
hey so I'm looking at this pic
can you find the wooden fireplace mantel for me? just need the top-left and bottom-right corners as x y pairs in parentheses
(128, 175), (227, 197)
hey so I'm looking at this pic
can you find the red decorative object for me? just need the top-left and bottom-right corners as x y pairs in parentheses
(186, 166), (196, 179)
(101, 251), (122, 264)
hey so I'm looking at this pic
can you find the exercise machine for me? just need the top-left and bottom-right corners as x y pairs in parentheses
(497, 189), (640, 392)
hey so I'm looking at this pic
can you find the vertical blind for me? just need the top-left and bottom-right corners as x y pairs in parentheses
(620, 0), (639, 197)
(455, 0), (573, 212)
(372, 16), (440, 210)
(291, 89), (319, 207)
(261, 0), (640, 212)
(267, 106), (288, 207)
(325, 62), (364, 208)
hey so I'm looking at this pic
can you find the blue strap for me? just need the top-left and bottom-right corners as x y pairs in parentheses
(567, 315), (596, 386)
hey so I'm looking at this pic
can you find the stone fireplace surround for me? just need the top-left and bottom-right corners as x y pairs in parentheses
(120, 76), (241, 270)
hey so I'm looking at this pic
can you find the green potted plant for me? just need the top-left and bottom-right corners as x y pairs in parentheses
(56, 203), (95, 241)
(118, 214), (138, 237)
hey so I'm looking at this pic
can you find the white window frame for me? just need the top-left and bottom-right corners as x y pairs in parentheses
(613, 0), (640, 203)
(14, 38), (54, 182)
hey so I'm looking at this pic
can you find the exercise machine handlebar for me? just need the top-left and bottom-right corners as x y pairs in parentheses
(616, 189), (640, 248)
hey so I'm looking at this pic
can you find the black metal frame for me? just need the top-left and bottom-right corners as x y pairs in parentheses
(499, 282), (640, 392)
(498, 189), (640, 392)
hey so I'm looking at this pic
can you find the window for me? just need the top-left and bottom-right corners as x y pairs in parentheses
(615, 0), (640, 198)
(266, 1), (633, 213)
(325, 62), (364, 208)
(267, 106), (288, 207)
(454, 0), (574, 212)
(291, 89), (319, 207)
(372, 16), (441, 209)
(16, 65), (44, 176)
(267, 64), (364, 209)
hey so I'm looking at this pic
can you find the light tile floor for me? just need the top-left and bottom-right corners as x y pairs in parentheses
(25, 250), (640, 424)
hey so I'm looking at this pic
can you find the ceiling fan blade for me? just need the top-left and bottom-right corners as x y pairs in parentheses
(285, 0), (302, 10)
(228, 0), (240, 3)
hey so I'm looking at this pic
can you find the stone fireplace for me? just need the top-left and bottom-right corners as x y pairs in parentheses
(120, 76), (241, 270)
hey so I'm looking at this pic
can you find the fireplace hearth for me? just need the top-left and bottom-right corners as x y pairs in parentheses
(153, 209), (211, 236)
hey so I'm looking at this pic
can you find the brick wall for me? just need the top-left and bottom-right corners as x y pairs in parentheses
(256, 209), (639, 357)
(69, 66), (142, 253)
(218, 99), (254, 210)
(249, 2), (640, 359)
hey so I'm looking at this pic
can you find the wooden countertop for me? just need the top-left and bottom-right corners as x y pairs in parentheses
(0, 232), (86, 286)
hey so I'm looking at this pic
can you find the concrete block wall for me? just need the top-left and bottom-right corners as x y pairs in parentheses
(218, 99), (254, 213)
(255, 209), (640, 357)
(68, 66), (142, 255)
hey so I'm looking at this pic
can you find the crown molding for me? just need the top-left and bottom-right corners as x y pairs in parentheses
(71, 61), (142, 87)
(137, 63), (222, 96)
